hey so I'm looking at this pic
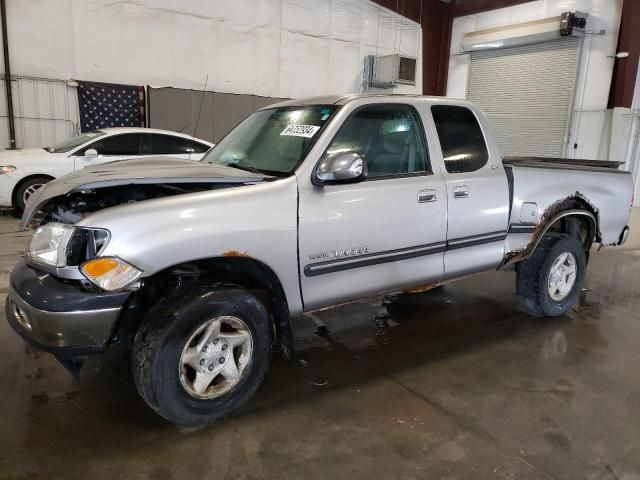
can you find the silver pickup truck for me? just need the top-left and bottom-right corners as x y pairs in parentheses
(6, 95), (633, 426)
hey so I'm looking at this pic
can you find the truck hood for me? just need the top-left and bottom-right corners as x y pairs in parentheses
(20, 156), (271, 229)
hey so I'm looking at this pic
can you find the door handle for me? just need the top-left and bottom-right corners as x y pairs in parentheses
(453, 185), (470, 199)
(418, 189), (437, 203)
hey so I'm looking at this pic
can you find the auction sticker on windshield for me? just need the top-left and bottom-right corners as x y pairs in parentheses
(281, 124), (321, 138)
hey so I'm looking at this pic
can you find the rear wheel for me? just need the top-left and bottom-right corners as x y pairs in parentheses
(132, 287), (273, 426)
(516, 233), (586, 317)
(15, 176), (52, 212)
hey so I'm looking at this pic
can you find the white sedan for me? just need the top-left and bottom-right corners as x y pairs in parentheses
(0, 127), (214, 211)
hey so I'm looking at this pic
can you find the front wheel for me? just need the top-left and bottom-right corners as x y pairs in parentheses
(15, 176), (52, 212)
(132, 287), (273, 426)
(516, 233), (586, 317)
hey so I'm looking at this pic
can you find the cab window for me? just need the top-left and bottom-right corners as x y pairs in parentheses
(325, 104), (430, 178)
(431, 105), (489, 173)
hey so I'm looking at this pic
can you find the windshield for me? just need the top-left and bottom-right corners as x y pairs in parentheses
(202, 106), (338, 175)
(45, 130), (106, 153)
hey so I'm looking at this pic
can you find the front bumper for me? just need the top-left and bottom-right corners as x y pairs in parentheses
(5, 260), (131, 355)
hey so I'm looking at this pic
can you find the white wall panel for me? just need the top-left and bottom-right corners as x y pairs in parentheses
(0, 0), (421, 149)
(1, 0), (421, 100)
(328, 39), (363, 93)
(628, 64), (640, 206)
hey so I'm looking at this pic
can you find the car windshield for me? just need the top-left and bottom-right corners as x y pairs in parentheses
(202, 106), (338, 176)
(45, 130), (106, 153)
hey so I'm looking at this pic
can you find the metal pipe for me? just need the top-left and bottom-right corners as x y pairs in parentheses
(1, 0), (15, 149)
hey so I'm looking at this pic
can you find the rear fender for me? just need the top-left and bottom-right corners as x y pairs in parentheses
(502, 208), (597, 268)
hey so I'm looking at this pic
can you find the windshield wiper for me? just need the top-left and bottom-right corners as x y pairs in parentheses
(226, 164), (267, 175)
(222, 163), (286, 178)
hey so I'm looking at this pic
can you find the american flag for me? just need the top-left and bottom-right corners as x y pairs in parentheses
(78, 81), (145, 132)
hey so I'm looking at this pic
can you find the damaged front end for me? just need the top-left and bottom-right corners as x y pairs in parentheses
(37, 182), (232, 226)
(10, 157), (273, 373)
(20, 156), (272, 229)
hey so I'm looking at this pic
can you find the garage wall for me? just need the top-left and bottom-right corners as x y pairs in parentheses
(628, 64), (640, 206)
(467, 38), (581, 157)
(0, 0), (422, 149)
(3, 0), (422, 99)
(446, 0), (623, 161)
(0, 75), (79, 150)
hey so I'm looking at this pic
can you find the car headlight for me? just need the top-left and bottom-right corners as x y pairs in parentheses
(81, 257), (143, 291)
(1, 165), (16, 174)
(28, 222), (75, 267)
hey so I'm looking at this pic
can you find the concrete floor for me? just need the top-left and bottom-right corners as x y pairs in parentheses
(1, 210), (640, 479)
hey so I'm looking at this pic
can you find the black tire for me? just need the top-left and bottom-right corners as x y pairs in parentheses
(14, 176), (52, 212)
(132, 286), (273, 426)
(516, 233), (586, 317)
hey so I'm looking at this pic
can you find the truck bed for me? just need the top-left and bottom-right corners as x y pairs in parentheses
(503, 156), (626, 174)
(504, 157), (632, 248)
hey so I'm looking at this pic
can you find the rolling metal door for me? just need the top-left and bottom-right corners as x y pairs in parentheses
(467, 38), (580, 157)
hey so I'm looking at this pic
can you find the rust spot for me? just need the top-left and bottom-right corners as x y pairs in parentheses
(404, 282), (442, 294)
(223, 249), (251, 258)
(501, 191), (600, 268)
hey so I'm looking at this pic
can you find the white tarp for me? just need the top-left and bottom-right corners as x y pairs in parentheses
(5, 0), (422, 99)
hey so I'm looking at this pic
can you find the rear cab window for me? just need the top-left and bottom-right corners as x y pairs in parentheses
(431, 105), (489, 174)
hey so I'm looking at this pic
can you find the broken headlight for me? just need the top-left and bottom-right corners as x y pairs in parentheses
(65, 227), (110, 266)
(28, 223), (111, 268)
(28, 222), (75, 267)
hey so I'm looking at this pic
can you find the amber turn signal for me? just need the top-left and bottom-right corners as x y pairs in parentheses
(81, 257), (142, 291)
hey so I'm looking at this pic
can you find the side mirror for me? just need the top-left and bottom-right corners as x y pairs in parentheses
(84, 148), (98, 158)
(313, 152), (367, 185)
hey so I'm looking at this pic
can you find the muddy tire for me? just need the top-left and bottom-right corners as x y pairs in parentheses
(516, 233), (586, 317)
(131, 287), (273, 426)
(15, 176), (52, 212)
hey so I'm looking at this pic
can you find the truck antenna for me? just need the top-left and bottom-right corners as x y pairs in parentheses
(191, 75), (209, 158)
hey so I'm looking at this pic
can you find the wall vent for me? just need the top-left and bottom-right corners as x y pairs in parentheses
(370, 54), (416, 87)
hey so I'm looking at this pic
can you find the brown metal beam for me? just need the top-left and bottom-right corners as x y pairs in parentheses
(0, 0), (15, 149)
(449, 0), (538, 17)
(609, 0), (639, 109)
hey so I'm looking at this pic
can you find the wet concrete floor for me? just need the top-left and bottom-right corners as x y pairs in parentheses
(1, 211), (640, 479)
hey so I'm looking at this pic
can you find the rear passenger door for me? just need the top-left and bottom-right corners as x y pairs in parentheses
(430, 105), (510, 278)
(298, 103), (447, 311)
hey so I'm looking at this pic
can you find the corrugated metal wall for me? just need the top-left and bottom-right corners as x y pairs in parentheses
(148, 88), (288, 143)
(0, 75), (79, 149)
(467, 38), (580, 157)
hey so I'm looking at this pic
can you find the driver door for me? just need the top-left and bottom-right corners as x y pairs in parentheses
(73, 133), (150, 169)
(298, 103), (447, 311)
